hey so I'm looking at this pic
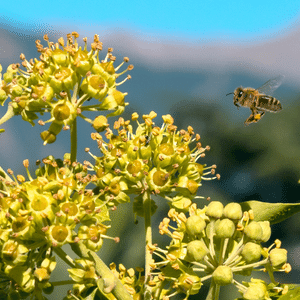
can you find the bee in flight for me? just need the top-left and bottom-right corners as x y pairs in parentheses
(227, 76), (284, 125)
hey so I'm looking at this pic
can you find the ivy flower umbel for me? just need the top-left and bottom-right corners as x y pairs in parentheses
(0, 32), (133, 144)
(149, 202), (291, 299)
(87, 112), (219, 214)
(0, 155), (119, 296)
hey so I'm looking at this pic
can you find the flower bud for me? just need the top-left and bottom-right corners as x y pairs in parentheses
(53, 103), (71, 121)
(212, 266), (233, 286)
(244, 221), (263, 241)
(3, 72), (13, 83)
(241, 242), (262, 263)
(257, 221), (271, 243)
(0, 89), (7, 105)
(206, 201), (223, 219)
(269, 248), (287, 268)
(186, 215), (206, 236)
(93, 115), (108, 132)
(186, 240), (209, 262)
(242, 279), (267, 300)
(11, 85), (23, 97)
(40, 131), (56, 144)
(215, 218), (235, 238)
(223, 202), (242, 220)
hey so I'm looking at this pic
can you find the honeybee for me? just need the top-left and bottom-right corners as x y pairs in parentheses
(227, 76), (284, 125)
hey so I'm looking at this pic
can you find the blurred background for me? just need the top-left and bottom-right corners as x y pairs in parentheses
(1, 0), (300, 298)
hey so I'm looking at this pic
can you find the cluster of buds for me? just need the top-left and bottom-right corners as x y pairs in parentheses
(87, 112), (219, 213)
(149, 202), (290, 299)
(0, 155), (119, 295)
(0, 32), (133, 144)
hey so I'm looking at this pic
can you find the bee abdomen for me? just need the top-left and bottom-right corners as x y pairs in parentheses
(256, 95), (282, 112)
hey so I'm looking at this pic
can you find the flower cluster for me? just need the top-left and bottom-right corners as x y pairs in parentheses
(149, 202), (290, 299)
(0, 32), (133, 144)
(0, 155), (115, 296)
(87, 112), (219, 214)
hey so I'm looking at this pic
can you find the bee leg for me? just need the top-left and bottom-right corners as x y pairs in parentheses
(244, 112), (265, 126)
(244, 114), (256, 126)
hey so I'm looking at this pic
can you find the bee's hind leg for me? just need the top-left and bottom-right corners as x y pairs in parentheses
(244, 112), (265, 126)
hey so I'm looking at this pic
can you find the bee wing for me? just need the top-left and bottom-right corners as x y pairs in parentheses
(257, 75), (284, 95)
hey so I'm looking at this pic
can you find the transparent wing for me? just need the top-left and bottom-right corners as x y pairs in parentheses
(257, 75), (284, 95)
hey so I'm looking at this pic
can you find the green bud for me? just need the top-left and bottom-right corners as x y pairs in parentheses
(11, 85), (23, 97)
(212, 266), (233, 286)
(206, 201), (223, 219)
(269, 248), (287, 268)
(186, 215), (206, 236)
(0, 89), (7, 105)
(244, 221), (263, 241)
(215, 218), (235, 238)
(3, 72), (14, 83)
(242, 279), (267, 300)
(186, 240), (209, 262)
(48, 121), (63, 135)
(93, 115), (109, 132)
(257, 221), (271, 243)
(223, 202), (242, 220)
(241, 242), (262, 263)
(42, 282), (54, 294)
(53, 103), (71, 121)
(40, 131), (56, 144)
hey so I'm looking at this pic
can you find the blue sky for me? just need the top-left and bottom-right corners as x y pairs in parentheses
(1, 0), (300, 41)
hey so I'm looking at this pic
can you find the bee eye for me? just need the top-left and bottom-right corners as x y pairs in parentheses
(238, 91), (243, 97)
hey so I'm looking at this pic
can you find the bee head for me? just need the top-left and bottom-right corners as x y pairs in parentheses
(233, 87), (244, 107)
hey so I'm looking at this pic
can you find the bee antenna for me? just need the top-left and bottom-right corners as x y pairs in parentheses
(226, 92), (234, 96)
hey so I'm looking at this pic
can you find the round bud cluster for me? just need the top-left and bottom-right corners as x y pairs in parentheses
(0, 155), (117, 295)
(89, 112), (219, 212)
(0, 32), (133, 143)
(150, 202), (290, 299)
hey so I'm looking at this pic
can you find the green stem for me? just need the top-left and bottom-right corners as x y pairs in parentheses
(51, 280), (74, 286)
(71, 242), (133, 300)
(143, 190), (153, 300)
(205, 281), (220, 300)
(0, 105), (15, 126)
(0, 166), (13, 182)
(53, 247), (76, 268)
(70, 118), (77, 163)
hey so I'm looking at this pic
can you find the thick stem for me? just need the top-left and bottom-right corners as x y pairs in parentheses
(70, 242), (133, 300)
(70, 118), (77, 163)
(143, 190), (153, 299)
(53, 247), (76, 268)
(205, 281), (220, 300)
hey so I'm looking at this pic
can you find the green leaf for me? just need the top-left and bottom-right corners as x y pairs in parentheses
(240, 201), (300, 224)
(276, 285), (300, 299)
(84, 287), (98, 300)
